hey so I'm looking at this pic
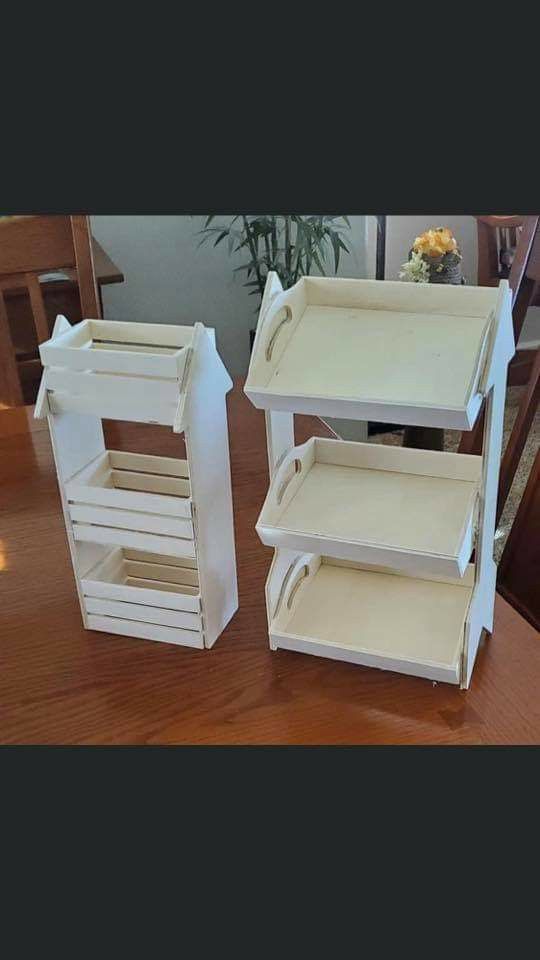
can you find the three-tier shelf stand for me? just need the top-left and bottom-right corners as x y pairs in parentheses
(35, 316), (238, 650)
(245, 273), (514, 687)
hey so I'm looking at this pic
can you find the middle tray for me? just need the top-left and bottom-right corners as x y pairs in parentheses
(257, 438), (482, 579)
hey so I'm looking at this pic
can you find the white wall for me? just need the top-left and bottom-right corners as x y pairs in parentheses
(91, 215), (367, 376)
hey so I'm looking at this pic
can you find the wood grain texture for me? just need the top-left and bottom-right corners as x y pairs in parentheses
(0, 217), (102, 409)
(0, 382), (539, 744)
(1, 243), (121, 406)
(70, 215), (100, 318)
(0, 289), (24, 405)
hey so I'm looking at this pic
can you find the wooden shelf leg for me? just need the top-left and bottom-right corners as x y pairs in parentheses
(462, 373), (508, 687)
(265, 410), (295, 480)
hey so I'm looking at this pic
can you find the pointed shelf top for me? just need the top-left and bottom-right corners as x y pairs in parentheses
(36, 318), (231, 431)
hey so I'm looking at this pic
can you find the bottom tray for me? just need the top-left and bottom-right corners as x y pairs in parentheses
(269, 555), (475, 684)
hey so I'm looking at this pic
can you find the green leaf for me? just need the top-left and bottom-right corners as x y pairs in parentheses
(213, 230), (229, 247)
(331, 231), (341, 272)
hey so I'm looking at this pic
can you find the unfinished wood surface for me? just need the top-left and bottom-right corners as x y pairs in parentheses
(1, 385), (539, 744)
(65, 450), (192, 517)
(86, 615), (204, 649)
(68, 503), (194, 539)
(257, 437), (481, 578)
(252, 270), (296, 477)
(182, 326), (238, 647)
(35, 317), (237, 652)
(39, 319), (191, 380)
(48, 389), (180, 427)
(84, 596), (201, 632)
(72, 521), (197, 559)
(246, 274), (501, 429)
(250, 274), (513, 688)
(269, 556), (473, 685)
(80, 548), (201, 612)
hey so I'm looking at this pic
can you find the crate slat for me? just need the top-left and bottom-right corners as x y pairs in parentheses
(85, 596), (201, 630)
(73, 523), (197, 559)
(46, 368), (180, 405)
(69, 503), (194, 539)
(87, 614), (204, 648)
(108, 450), (189, 478)
(49, 391), (178, 425)
(81, 549), (201, 612)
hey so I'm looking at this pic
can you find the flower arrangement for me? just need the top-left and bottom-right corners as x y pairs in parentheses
(400, 227), (463, 284)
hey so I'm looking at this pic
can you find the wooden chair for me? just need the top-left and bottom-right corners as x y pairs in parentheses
(497, 446), (540, 631)
(462, 217), (540, 612)
(0, 215), (100, 407)
(476, 215), (526, 287)
(476, 214), (540, 390)
(496, 344), (540, 526)
(459, 215), (540, 463)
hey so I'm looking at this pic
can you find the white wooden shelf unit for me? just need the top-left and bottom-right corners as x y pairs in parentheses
(245, 273), (515, 687)
(36, 317), (238, 649)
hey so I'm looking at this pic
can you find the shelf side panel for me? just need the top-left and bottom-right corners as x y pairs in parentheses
(185, 329), (238, 647)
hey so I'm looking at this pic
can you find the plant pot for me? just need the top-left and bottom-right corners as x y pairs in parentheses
(424, 251), (463, 285)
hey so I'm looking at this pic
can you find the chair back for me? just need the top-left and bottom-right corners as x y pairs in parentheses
(0, 215), (100, 405)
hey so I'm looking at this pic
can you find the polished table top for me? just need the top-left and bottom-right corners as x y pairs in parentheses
(1, 382), (539, 744)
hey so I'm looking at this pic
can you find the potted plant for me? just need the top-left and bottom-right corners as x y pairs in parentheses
(399, 227), (464, 285)
(197, 215), (353, 325)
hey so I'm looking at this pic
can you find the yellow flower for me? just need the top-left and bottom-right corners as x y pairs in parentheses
(413, 227), (458, 257)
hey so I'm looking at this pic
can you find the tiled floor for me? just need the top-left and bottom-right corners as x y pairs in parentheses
(371, 385), (540, 562)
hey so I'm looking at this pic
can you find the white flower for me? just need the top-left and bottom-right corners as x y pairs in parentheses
(399, 250), (430, 283)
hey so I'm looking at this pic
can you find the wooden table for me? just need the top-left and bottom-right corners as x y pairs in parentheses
(1, 382), (539, 744)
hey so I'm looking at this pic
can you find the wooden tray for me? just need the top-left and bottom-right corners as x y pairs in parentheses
(80, 548), (203, 648)
(245, 277), (502, 429)
(257, 438), (481, 578)
(268, 553), (475, 685)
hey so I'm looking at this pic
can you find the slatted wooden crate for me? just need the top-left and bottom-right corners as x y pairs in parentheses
(246, 273), (515, 687)
(36, 316), (238, 650)
(66, 450), (195, 559)
(81, 548), (204, 647)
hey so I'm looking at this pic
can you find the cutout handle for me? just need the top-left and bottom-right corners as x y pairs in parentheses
(286, 564), (309, 610)
(272, 562), (295, 619)
(276, 458), (302, 505)
(265, 304), (292, 362)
